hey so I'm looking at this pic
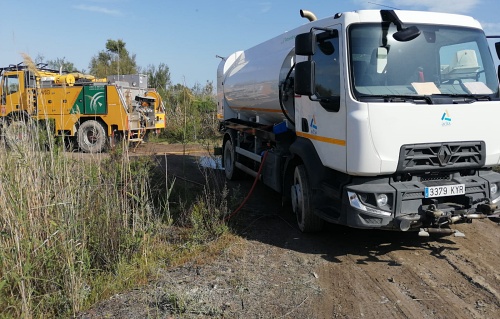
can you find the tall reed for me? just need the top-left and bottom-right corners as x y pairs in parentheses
(0, 125), (157, 318)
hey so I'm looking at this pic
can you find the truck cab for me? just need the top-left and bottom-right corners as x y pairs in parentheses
(293, 10), (500, 234)
(0, 66), (33, 118)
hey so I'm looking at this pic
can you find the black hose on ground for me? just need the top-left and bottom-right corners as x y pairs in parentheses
(224, 151), (269, 221)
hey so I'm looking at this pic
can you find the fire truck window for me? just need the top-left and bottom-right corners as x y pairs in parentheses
(7, 75), (19, 94)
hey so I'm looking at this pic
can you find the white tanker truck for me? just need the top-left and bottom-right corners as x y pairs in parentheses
(217, 9), (500, 236)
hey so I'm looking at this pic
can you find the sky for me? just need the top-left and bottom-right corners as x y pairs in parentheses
(0, 0), (499, 88)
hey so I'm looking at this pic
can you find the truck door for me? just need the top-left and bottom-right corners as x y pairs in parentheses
(486, 36), (500, 81)
(295, 25), (347, 172)
(1, 72), (23, 116)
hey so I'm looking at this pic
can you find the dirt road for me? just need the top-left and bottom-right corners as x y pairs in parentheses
(80, 142), (500, 319)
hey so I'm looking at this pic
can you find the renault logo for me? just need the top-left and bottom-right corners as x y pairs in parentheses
(437, 145), (451, 166)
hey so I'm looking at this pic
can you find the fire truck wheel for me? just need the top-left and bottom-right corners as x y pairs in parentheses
(291, 164), (324, 232)
(3, 119), (35, 150)
(223, 138), (242, 180)
(77, 120), (107, 153)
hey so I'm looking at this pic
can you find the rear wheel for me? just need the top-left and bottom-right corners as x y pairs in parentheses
(291, 164), (324, 232)
(223, 138), (242, 180)
(77, 120), (107, 153)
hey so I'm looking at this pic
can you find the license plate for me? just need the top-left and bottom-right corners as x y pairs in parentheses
(424, 184), (465, 198)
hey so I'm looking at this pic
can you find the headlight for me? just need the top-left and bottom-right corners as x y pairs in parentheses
(376, 194), (388, 207)
(490, 183), (498, 196)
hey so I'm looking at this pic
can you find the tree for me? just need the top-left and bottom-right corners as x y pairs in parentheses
(89, 39), (138, 77)
(145, 63), (171, 96)
(45, 57), (77, 72)
(167, 84), (195, 108)
(192, 81), (216, 113)
(33, 54), (78, 72)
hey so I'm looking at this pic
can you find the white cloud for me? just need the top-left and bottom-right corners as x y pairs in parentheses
(351, 0), (398, 10)
(259, 2), (272, 13)
(480, 22), (500, 35)
(73, 4), (122, 16)
(351, 0), (480, 13)
(389, 0), (480, 14)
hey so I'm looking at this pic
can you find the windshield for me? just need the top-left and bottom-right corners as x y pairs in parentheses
(349, 23), (499, 102)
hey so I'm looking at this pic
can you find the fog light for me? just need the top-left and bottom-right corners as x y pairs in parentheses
(347, 191), (392, 217)
(490, 183), (498, 196)
(376, 194), (388, 207)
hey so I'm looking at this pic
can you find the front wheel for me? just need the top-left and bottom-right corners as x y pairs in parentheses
(223, 138), (242, 180)
(77, 120), (107, 153)
(291, 164), (324, 232)
(3, 118), (36, 151)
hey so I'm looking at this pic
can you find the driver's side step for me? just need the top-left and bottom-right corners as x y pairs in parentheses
(128, 128), (145, 142)
(127, 116), (145, 144)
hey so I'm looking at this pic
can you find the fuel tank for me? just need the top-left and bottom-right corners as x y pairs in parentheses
(219, 32), (297, 124)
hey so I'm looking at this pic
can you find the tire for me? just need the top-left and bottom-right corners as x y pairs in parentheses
(3, 118), (35, 150)
(77, 120), (107, 153)
(291, 164), (324, 232)
(223, 138), (242, 180)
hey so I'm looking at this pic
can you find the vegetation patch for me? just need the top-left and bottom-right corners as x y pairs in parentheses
(0, 120), (229, 318)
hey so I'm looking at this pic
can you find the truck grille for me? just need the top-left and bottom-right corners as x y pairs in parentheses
(397, 141), (485, 173)
(420, 173), (451, 182)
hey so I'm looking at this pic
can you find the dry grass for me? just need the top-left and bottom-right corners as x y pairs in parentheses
(0, 125), (157, 317)
(0, 123), (230, 318)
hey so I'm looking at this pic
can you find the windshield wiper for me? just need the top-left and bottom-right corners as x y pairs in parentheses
(359, 94), (433, 104)
(433, 94), (492, 101)
(360, 93), (495, 104)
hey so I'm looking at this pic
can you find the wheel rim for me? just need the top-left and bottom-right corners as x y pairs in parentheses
(84, 127), (100, 145)
(7, 122), (28, 140)
(291, 168), (305, 224)
(5, 121), (32, 148)
(224, 141), (234, 176)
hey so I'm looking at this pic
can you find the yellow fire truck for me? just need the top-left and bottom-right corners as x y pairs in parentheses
(0, 62), (166, 152)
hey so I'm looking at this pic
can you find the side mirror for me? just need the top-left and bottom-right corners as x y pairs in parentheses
(295, 32), (316, 56)
(381, 10), (420, 42)
(294, 61), (315, 95)
(495, 42), (500, 60)
(393, 26), (421, 42)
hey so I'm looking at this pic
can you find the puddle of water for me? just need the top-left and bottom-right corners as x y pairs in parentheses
(198, 156), (223, 170)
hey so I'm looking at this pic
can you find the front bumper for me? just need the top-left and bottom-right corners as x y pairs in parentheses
(340, 170), (500, 233)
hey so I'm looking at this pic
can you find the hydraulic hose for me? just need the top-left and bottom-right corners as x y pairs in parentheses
(224, 151), (269, 221)
(279, 63), (296, 126)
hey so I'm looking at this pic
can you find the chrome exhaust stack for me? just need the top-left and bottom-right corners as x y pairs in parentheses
(300, 9), (317, 22)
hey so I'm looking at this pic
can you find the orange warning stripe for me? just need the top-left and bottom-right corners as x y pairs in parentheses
(296, 131), (346, 146)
